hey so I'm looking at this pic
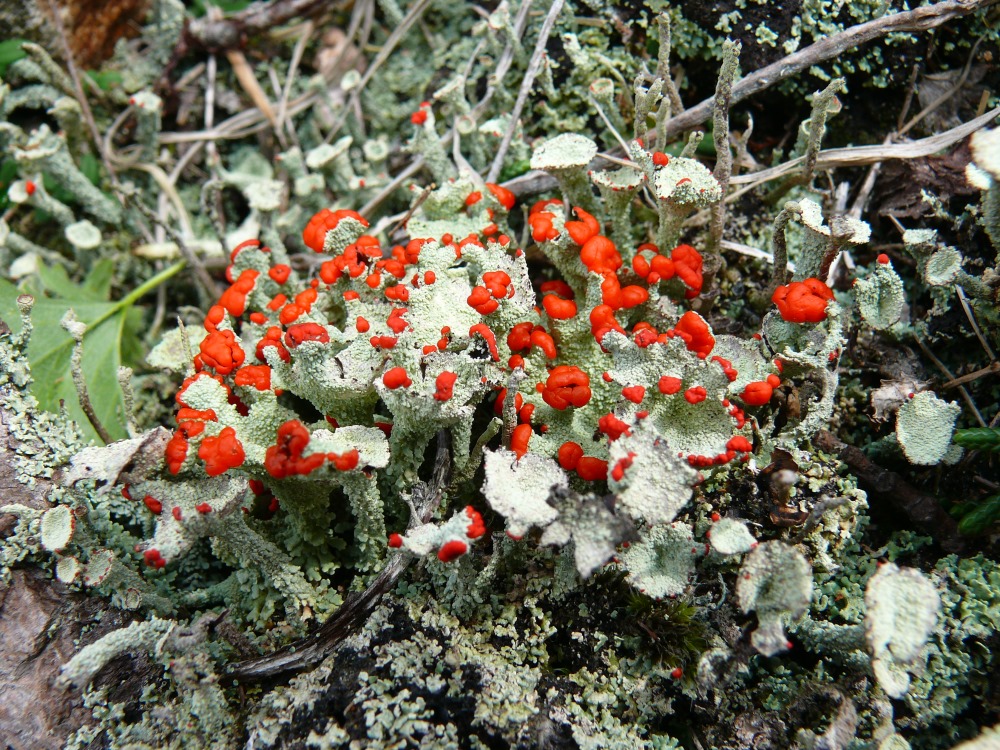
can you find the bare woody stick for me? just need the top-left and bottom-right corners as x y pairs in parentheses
(486, 0), (567, 183)
(658, 0), (999, 142)
(62, 311), (114, 445)
(709, 40), (741, 252)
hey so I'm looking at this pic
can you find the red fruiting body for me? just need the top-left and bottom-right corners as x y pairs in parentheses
(195, 502), (212, 514)
(558, 441), (584, 471)
(653, 152), (670, 166)
(670, 667), (683, 679)
(611, 452), (637, 482)
(234, 365), (272, 391)
(486, 183), (516, 211)
(684, 386), (707, 405)
(219, 269), (260, 317)
(726, 435), (753, 453)
(200, 330), (245, 375)
(302, 208), (369, 253)
(580, 236), (622, 275)
(541, 366), (591, 410)
(265, 420), (326, 478)
(143, 495), (163, 514)
(434, 371), (458, 401)
(658, 376), (683, 395)
(771, 278), (835, 323)
(598, 413), (631, 441)
(741, 381), (774, 406)
(383, 367), (412, 389)
(143, 549), (166, 569)
(285, 323), (330, 348)
(269, 264), (291, 284)
(622, 385), (645, 404)
(329, 449), (360, 471)
(510, 423), (533, 458)
(877, 253), (890, 264)
(388, 533), (404, 548)
(671, 244), (703, 297)
(437, 539), (468, 562)
(576, 457), (608, 481)
(198, 426), (245, 476)
(564, 207), (601, 245)
(25, 180), (36, 196)
(528, 205), (560, 242)
(467, 285), (498, 315)
(411, 109), (428, 125)
(672, 311), (715, 358)
(542, 294), (578, 319)
(172, 506), (183, 521)
(529, 328), (557, 359)
(165, 431), (189, 474)
(465, 506), (487, 539)
(469, 323), (500, 361)
(257, 326), (291, 363)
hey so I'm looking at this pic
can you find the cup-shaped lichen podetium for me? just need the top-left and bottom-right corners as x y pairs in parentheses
(530, 133), (598, 215)
(651, 156), (722, 251)
(590, 165), (644, 258)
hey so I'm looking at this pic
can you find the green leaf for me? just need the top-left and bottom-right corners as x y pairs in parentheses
(953, 428), (1000, 453)
(958, 494), (1000, 535)
(81, 259), (115, 300)
(0, 261), (185, 444)
(0, 38), (28, 79)
(85, 69), (123, 92)
(78, 153), (101, 186)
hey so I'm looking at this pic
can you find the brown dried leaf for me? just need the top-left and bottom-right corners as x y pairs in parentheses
(873, 141), (976, 219)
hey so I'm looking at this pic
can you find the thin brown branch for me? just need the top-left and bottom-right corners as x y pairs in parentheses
(486, 0), (567, 183)
(659, 0), (1000, 142)
(914, 335), (988, 427)
(813, 431), (967, 554)
(942, 362), (1000, 389)
(186, 0), (329, 50)
(728, 107), (1000, 185)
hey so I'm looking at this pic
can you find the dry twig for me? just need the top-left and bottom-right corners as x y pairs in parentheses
(813, 431), (967, 554)
(658, 0), (999, 142)
(486, 0), (567, 183)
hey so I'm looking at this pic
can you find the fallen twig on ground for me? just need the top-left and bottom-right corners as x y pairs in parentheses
(813, 430), (967, 554)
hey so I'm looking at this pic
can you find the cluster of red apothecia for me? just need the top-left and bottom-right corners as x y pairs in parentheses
(153, 179), (836, 563)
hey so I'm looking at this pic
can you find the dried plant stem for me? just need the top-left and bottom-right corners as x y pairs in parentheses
(502, 368), (527, 448)
(186, 0), (328, 47)
(486, 0), (567, 183)
(709, 40), (741, 252)
(766, 203), (798, 300)
(275, 22), (313, 144)
(655, 14), (684, 121)
(63, 315), (114, 445)
(914, 336), (988, 428)
(942, 362), (1000, 390)
(956, 286), (997, 361)
(118, 367), (138, 438)
(324, 0), (435, 143)
(813, 430), (967, 554)
(729, 107), (1000, 186)
(658, 0), (999, 142)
